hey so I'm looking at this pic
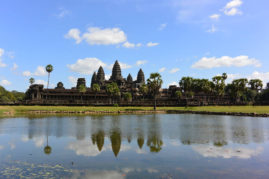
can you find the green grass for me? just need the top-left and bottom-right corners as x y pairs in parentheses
(0, 105), (268, 115)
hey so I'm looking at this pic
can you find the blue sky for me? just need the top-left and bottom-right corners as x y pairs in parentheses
(0, 0), (269, 91)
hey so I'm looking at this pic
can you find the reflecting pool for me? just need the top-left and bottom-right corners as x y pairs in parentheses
(0, 114), (269, 178)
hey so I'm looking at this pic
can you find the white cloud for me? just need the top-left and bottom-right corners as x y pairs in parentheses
(168, 81), (178, 87)
(105, 74), (111, 80)
(57, 7), (70, 18)
(0, 48), (7, 67)
(118, 62), (132, 69)
(136, 148), (147, 154)
(159, 23), (167, 30)
(83, 27), (127, 45)
(248, 71), (269, 87)
(0, 145), (4, 150)
(70, 170), (124, 179)
(223, 0), (243, 16)
(22, 66), (47, 77)
(136, 60), (147, 66)
(122, 41), (142, 48)
(68, 76), (77, 86)
(227, 73), (241, 82)
(23, 71), (31, 77)
(122, 41), (135, 48)
(34, 66), (46, 76)
(159, 67), (166, 73)
(11, 63), (18, 71)
(67, 57), (106, 75)
(192, 56), (261, 69)
(146, 42), (159, 47)
(35, 79), (46, 86)
(68, 140), (104, 157)
(224, 8), (242, 16)
(209, 14), (220, 20)
(65, 28), (82, 44)
(207, 24), (217, 33)
(108, 62), (132, 70)
(0, 48), (4, 57)
(0, 79), (11, 86)
(169, 68), (180, 73)
(227, 71), (269, 87)
(21, 135), (45, 148)
(225, 0), (243, 9)
(193, 145), (263, 159)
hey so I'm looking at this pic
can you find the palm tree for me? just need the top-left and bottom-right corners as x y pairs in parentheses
(78, 84), (86, 102)
(179, 77), (193, 93)
(123, 92), (132, 102)
(147, 73), (163, 110)
(106, 82), (120, 104)
(249, 79), (263, 92)
(46, 64), (53, 89)
(175, 90), (182, 101)
(29, 77), (35, 85)
(92, 83), (100, 99)
(139, 84), (148, 100)
(44, 132), (52, 155)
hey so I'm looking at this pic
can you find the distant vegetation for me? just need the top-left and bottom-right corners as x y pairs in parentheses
(177, 73), (268, 104)
(0, 86), (25, 103)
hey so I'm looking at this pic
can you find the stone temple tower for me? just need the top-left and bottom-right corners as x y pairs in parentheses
(97, 66), (105, 83)
(137, 69), (145, 84)
(110, 60), (123, 81)
(91, 72), (97, 87)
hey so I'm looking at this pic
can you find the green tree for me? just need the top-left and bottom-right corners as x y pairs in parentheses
(46, 64), (53, 89)
(123, 92), (132, 102)
(249, 79), (263, 92)
(231, 78), (248, 102)
(92, 83), (100, 99)
(147, 73), (163, 110)
(212, 73), (227, 97)
(139, 83), (148, 99)
(175, 90), (182, 101)
(78, 84), (86, 101)
(29, 77), (35, 85)
(179, 77), (193, 93)
(106, 82), (120, 104)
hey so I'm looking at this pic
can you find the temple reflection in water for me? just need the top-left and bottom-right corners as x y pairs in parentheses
(0, 114), (267, 157)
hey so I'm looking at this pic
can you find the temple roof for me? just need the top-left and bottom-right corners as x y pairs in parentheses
(97, 66), (105, 82)
(137, 69), (145, 83)
(127, 73), (133, 83)
(110, 60), (123, 81)
(91, 72), (97, 86)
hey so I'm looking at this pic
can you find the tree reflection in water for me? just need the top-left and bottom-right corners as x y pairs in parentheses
(16, 114), (267, 157)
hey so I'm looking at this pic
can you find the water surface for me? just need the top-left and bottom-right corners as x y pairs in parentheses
(0, 114), (269, 178)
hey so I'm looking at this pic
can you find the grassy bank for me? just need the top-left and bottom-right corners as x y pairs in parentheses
(0, 105), (268, 116)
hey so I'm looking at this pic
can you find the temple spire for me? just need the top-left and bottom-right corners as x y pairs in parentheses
(110, 60), (122, 81)
(91, 72), (97, 87)
(127, 73), (133, 83)
(97, 66), (105, 83)
(137, 69), (145, 84)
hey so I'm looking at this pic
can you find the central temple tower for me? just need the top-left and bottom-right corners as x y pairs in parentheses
(110, 60), (123, 81)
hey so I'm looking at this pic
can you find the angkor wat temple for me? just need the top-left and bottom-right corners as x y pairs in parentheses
(25, 60), (232, 106)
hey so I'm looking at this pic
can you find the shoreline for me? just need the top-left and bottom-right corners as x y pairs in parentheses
(1, 106), (269, 117)
(3, 109), (269, 118)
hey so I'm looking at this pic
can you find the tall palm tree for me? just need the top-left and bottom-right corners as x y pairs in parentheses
(139, 84), (148, 100)
(78, 84), (87, 102)
(46, 64), (53, 89)
(147, 73), (163, 110)
(29, 77), (35, 85)
(92, 83), (100, 99)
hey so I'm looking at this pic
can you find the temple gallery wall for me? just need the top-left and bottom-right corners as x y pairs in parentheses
(25, 60), (238, 106)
